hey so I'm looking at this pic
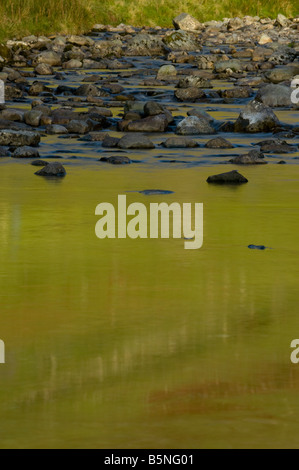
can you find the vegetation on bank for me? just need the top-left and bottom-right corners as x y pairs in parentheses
(0, 0), (298, 42)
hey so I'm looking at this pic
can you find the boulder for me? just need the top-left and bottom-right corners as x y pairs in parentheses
(117, 134), (155, 149)
(214, 59), (243, 73)
(0, 129), (40, 146)
(175, 87), (206, 102)
(205, 137), (234, 148)
(99, 156), (131, 164)
(207, 170), (248, 184)
(265, 66), (299, 84)
(234, 100), (279, 133)
(35, 162), (66, 176)
(35, 63), (53, 75)
(162, 136), (198, 148)
(12, 146), (40, 158)
(163, 30), (200, 51)
(229, 150), (267, 164)
(173, 13), (202, 31)
(176, 116), (216, 135)
(256, 139), (297, 153)
(127, 115), (168, 132)
(255, 84), (293, 107)
(34, 51), (62, 67)
(156, 65), (177, 80)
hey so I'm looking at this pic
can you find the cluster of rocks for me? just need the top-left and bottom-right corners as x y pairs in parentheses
(0, 13), (298, 178)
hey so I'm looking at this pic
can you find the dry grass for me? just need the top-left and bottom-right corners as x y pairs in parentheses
(0, 0), (297, 42)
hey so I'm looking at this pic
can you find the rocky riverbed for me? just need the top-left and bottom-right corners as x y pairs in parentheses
(0, 13), (298, 177)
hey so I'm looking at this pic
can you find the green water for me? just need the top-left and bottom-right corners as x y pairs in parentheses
(1, 161), (299, 449)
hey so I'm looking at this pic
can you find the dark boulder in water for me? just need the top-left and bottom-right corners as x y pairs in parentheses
(248, 244), (266, 250)
(207, 170), (248, 184)
(35, 162), (66, 177)
(99, 156), (131, 164)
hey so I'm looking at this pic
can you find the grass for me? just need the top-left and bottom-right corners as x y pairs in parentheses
(0, 0), (298, 42)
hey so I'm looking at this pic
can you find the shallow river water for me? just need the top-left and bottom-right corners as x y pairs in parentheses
(0, 31), (299, 449)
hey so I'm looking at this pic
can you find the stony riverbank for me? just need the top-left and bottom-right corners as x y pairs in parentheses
(0, 13), (298, 177)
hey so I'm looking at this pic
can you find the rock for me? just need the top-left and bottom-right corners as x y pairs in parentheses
(67, 120), (92, 134)
(156, 65), (177, 80)
(35, 51), (62, 67)
(234, 100), (280, 133)
(127, 115), (168, 133)
(0, 147), (10, 157)
(28, 81), (47, 96)
(102, 134), (120, 148)
(248, 244), (266, 250)
(187, 109), (214, 122)
(35, 63), (53, 75)
(258, 34), (272, 45)
(173, 13), (202, 31)
(75, 84), (100, 96)
(24, 110), (43, 127)
(46, 124), (68, 135)
(221, 87), (252, 99)
(4, 84), (23, 100)
(205, 137), (234, 148)
(67, 35), (94, 47)
(177, 76), (211, 88)
(214, 59), (243, 73)
(227, 17), (244, 31)
(0, 129), (40, 146)
(139, 189), (174, 195)
(163, 30), (200, 51)
(99, 156), (131, 164)
(255, 84), (293, 107)
(126, 34), (166, 56)
(117, 134), (154, 149)
(265, 66), (299, 84)
(276, 14), (289, 27)
(1, 109), (24, 122)
(31, 159), (49, 166)
(62, 59), (83, 69)
(12, 146), (40, 158)
(35, 162), (66, 176)
(176, 116), (216, 135)
(229, 150), (267, 164)
(144, 102), (166, 117)
(162, 136), (198, 148)
(175, 87), (206, 102)
(207, 170), (248, 184)
(256, 139), (297, 153)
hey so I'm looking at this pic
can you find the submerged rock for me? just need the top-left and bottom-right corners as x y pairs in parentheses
(35, 162), (66, 176)
(138, 189), (174, 195)
(99, 156), (131, 164)
(31, 159), (49, 166)
(248, 244), (266, 250)
(207, 170), (248, 184)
